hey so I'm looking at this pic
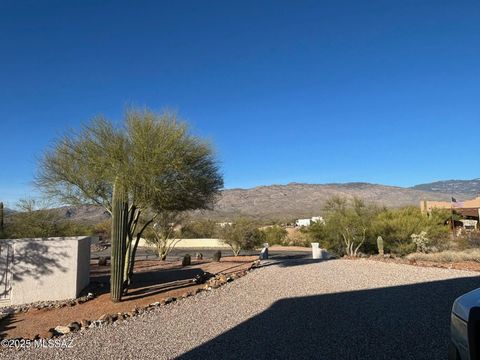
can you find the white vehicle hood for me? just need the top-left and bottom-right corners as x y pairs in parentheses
(452, 287), (480, 322)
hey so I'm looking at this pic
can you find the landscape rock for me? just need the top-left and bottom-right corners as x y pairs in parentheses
(98, 314), (112, 323)
(80, 319), (91, 328)
(213, 251), (222, 262)
(163, 297), (175, 304)
(182, 254), (191, 266)
(68, 322), (81, 331)
(54, 325), (71, 335)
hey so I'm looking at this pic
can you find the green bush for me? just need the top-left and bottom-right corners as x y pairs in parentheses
(180, 220), (217, 238)
(306, 196), (380, 256)
(3, 199), (93, 239)
(261, 225), (287, 245)
(372, 207), (449, 255)
(217, 219), (265, 256)
(304, 198), (450, 257)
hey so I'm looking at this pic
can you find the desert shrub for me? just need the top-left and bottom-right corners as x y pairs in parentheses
(411, 231), (434, 253)
(455, 231), (480, 250)
(285, 228), (311, 247)
(406, 249), (480, 263)
(93, 219), (112, 241)
(372, 207), (449, 255)
(180, 220), (217, 238)
(217, 219), (265, 256)
(5, 199), (93, 239)
(261, 225), (288, 245)
(306, 196), (380, 256)
(144, 212), (184, 260)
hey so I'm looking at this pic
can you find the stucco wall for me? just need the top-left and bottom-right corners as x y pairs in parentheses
(0, 236), (92, 306)
(76, 236), (93, 296)
(421, 197), (480, 213)
(138, 238), (230, 249)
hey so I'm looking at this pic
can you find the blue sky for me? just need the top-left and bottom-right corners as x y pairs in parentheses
(0, 0), (479, 206)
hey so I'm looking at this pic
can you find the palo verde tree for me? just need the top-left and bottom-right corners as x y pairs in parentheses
(217, 220), (266, 256)
(322, 196), (379, 257)
(144, 210), (185, 260)
(36, 109), (223, 301)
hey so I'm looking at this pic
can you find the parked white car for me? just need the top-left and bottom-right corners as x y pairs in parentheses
(450, 288), (480, 359)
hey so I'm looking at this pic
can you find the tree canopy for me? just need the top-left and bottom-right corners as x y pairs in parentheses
(36, 108), (223, 295)
(37, 109), (223, 214)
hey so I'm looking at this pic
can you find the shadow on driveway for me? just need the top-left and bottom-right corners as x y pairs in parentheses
(178, 276), (480, 360)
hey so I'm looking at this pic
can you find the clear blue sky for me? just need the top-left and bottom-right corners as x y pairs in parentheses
(1, 0), (479, 206)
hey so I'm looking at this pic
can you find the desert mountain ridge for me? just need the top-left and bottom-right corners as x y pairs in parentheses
(411, 178), (480, 197)
(8, 178), (476, 222)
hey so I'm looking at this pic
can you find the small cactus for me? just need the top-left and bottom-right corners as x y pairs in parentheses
(182, 254), (191, 266)
(377, 236), (384, 256)
(213, 250), (222, 262)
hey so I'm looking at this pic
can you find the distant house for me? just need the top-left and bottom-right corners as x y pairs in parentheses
(420, 196), (480, 231)
(421, 197), (480, 218)
(295, 216), (324, 228)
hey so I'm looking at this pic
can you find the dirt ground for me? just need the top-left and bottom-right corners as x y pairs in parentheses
(0, 256), (257, 340)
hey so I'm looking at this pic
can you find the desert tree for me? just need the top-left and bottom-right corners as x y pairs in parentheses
(5, 198), (91, 239)
(261, 225), (288, 245)
(144, 211), (185, 260)
(323, 196), (379, 257)
(217, 220), (265, 256)
(36, 108), (223, 301)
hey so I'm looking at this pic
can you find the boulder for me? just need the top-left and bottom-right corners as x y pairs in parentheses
(182, 254), (191, 266)
(54, 325), (71, 335)
(80, 319), (90, 328)
(67, 322), (80, 331)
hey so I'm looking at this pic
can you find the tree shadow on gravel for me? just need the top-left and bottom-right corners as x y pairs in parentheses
(87, 267), (205, 300)
(256, 254), (325, 269)
(178, 276), (480, 360)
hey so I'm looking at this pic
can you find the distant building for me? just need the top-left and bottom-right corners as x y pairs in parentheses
(420, 196), (480, 231)
(295, 216), (324, 228)
(421, 196), (480, 218)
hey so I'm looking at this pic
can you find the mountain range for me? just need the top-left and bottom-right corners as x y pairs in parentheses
(19, 178), (478, 222)
(201, 179), (480, 220)
(411, 178), (480, 197)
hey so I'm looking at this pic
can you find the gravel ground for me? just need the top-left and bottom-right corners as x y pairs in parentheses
(2, 259), (480, 360)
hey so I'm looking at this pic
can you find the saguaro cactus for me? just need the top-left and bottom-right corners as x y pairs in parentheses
(0, 202), (4, 234)
(377, 236), (384, 256)
(110, 179), (128, 302)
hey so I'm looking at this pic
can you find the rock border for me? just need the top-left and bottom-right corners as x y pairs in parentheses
(5, 260), (260, 342)
(0, 293), (95, 321)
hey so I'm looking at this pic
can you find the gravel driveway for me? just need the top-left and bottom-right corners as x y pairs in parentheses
(3, 259), (480, 359)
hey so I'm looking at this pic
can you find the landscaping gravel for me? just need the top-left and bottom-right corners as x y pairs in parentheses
(3, 259), (480, 359)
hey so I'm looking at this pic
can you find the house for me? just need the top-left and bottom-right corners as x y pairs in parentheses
(420, 196), (480, 231)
